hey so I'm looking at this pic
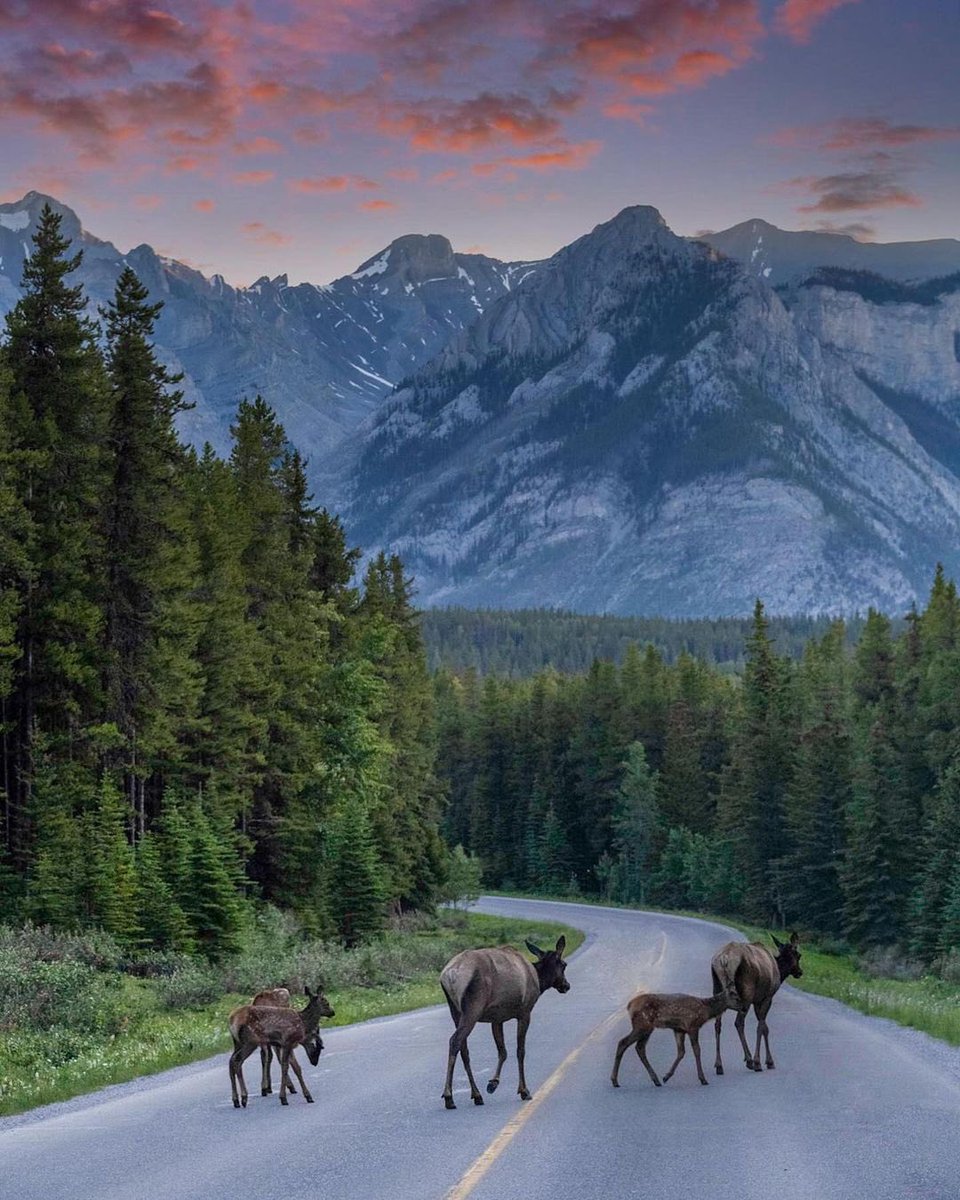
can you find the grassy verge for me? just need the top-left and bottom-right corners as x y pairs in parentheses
(486, 890), (960, 1049)
(0, 911), (583, 1119)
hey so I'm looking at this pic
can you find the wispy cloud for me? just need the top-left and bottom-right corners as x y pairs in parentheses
(774, 0), (860, 44)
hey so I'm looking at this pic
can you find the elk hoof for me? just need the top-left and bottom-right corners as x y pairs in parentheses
(715, 1065), (724, 1076)
(766, 1062), (775, 1070)
(233, 1098), (240, 1109)
(472, 1094), (484, 1106)
(241, 1097), (247, 1109)
(486, 1080), (499, 1094)
(305, 1095), (315, 1103)
(519, 1089), (532, 1101)
(280, 1095), (289, 1106)
(261, 1087), (270, 1096)
(444, 1096), (457, 1110)
(611, 1079), (619, 1088)
(653, 1079), (662, 1088)
(700, 1079), (709, 1086)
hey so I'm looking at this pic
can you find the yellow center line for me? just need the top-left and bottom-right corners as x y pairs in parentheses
(444, 1008), (624, 1200)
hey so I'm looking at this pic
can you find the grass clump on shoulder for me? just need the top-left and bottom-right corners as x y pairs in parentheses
(0, 906), (582, 1118)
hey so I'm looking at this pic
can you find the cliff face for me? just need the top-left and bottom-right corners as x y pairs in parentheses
(333, 209), (960, 615)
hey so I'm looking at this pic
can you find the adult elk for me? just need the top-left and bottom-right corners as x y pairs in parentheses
(711, 932), (802, 1075)
(250, 987), (292, 1097)
(610, 988), (736, 1088)
(440, 936), (570, 1110)
(228, 985), (335, 1108)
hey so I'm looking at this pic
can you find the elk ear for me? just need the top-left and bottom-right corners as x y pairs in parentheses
(525, 940), (545, 959)
(770, 932), (785, 950)
(789, 931), (800, 946)
(555, 935), (566, 956)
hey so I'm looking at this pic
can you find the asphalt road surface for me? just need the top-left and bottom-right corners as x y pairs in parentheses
(5, 896), (960, 1200)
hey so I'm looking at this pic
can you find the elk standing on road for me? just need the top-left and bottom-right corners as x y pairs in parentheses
(250, 986), (293, 1097)
(711, 932), (802, 1074)
(228, 985), (335, 1108)
(610, 989), (736, 1088)
(440, 936), (570, 1110)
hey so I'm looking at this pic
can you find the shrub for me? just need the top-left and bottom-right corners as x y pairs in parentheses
(857, 945), (926, 982)
(155, 962), (222, 1010)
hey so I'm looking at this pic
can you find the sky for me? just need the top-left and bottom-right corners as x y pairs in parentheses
(1, 0), (958, 286)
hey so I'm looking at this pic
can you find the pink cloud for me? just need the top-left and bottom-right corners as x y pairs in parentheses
(242, 220), (292, 246)
(291, 175), (380, 193)
(775, 0), (860, 43)
(790, 171), (923, 212)
(193, 198), (216, 212)
(771, 117), (960, 151)
(471, 140), (601, 175)
(359, 198), (396, 211)
(233, 135), (284, 156)
(133, 192), (163, 210)
(233, 169), (275, 184)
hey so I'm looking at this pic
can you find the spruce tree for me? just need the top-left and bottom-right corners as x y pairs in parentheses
(326, 795), (386, 945)
(610, 742), (661, 902)
(134, 831), (193, 951)
(101, 267), (200, 833)
(84, 776), (140, 945)
(2, 205), (109, 866)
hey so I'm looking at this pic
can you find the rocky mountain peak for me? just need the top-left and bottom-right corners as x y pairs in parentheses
(352, 233), (459, 284)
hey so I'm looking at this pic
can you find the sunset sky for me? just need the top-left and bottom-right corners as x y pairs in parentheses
(1, 0), (957, 285)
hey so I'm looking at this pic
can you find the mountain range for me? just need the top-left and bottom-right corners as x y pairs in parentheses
(2, 190), (959, 616)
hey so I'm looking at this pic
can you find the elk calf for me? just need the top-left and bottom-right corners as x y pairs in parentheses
(228, 985), (334, 1108)
(611, 990), (735, 1088)
(250, 987), (293, 1097)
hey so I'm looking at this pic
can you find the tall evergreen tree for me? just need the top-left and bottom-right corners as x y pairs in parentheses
(101, 267), (200, 833)
(1, 205), (108, 866)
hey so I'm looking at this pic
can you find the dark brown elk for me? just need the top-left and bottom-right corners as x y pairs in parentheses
(228, 985), (335, 1108)
(711, 932), (802, 1075)
(610, 988), (736, 1088)
(440, 937), (570, 1110)
(250, 987), (292, 1097)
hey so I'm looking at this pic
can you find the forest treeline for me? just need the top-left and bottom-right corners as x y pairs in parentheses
(421, 607), (870, 676)
(0, 206), (445, 953)
(435, 580), (960, 967)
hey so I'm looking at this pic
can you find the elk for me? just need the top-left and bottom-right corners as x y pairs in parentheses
(610, 988), (736, 1088)
(250, 987), (292, 1097)
(228, 985), (335, 1108)
(711, 932), (802, 1075)
(440, 936), (570, 1110)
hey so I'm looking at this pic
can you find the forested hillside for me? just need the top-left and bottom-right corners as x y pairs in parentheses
(0, 207), (444, 950)
(435, 581), (960, 966)
(420, 608), (870, 675)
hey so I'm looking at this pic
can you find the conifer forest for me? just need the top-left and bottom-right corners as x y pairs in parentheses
(3, 208), (960, 979)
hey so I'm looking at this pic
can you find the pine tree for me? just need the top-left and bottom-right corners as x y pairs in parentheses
(2, 205), (109, 866)
(134, 831), (193, 951)
(326, 795), (386, 945)
(911, 760), (960, 961)
(84, 776), (140, 944)
(185, 803), (246, 957)
(101, 267), (200, 834)
(610, 742), (661, 902)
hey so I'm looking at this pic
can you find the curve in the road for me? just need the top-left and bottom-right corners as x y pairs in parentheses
(4, 897), (960, 1200)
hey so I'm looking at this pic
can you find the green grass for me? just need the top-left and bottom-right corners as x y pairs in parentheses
(486, 890), (960, 1048)
(0, 912), (583, 1118)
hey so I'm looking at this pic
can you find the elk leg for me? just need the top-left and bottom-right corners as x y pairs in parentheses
(288, 1048), (313, 1103)
(230, 1042), (255, 1109)
(635, 1030), (661, 1087)
(611, 1028), (640, 1087)
(460, 1039), (484, 1106)
(516, 1015), (532, 1100)
(487, 1021), (508, 1094)
(260, 1045), (271, 1096)
(443, 1008), (480, 1109)
(690, 1028), (708, 1084)
(662, 1031), (686, 1084)
(734, 1007), (755, 1070)
(714, 1013), (724, 1076)
(756, 999), (774, 1069)
(278, 1046), (295, 1106)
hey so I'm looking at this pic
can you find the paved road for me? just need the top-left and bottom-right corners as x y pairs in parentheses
(4, 897), (960, 1200)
